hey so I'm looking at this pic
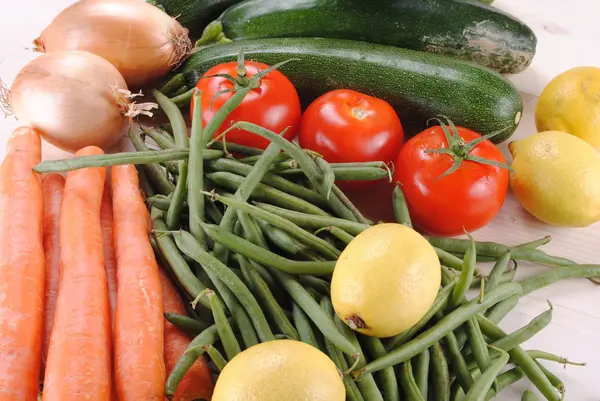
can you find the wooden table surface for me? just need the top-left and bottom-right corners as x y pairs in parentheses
(1, 1), (599, 399)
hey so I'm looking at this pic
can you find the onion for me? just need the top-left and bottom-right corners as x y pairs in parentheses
(8, 50), (156, 152)
(33, 0), (191, 88)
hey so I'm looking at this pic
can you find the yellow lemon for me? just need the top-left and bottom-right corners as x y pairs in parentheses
(509, 130), (600, 227)
(211, 340), (345, 401)
(331, 223), (441, 338)
(535, 66), (600, 150)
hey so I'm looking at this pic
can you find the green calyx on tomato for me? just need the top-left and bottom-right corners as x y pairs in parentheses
(427, 117), (515, 179)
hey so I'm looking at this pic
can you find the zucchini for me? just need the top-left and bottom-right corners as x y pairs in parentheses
(207, 0), (535, 74)
(166, 38), (523, 143)
(149, 0), (243, 36)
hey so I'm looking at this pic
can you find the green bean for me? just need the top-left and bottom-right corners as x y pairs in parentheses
(443, 327), (475, 392)
(484, 294), (519, 325)
(137, 167), (155, 197)
(144, 127), (177, 149)
(206, 157), (326, 205)
(166, 161), (188, 229)
(202, 222), (336, 275)
(271, 269), (358, 358)
(237, 210), (268, 248)
(208, 195), (341, 259)
(361, 336), (400, 401)
(436, 247), (466, 270)
(254, 203), (368, 235)
(357, 283), (521, 377)
(398, 360), (425, 401)
(526, 350), (586, 366)
(315, 157), (336, 198)
(535, 361), (565, 394)
(519, 264), (600, 295)
(465, 317), (494, 392)
(205, 200), (223, 225)
(187, 89), (207, 244)
(280, 166), (390, 182)
(165, 323), (219, 396)
(392, 184), (412, 228)
(470, 264), (517, 290)
(206, 289), (241, 360)
(315, 226), (355, 245)
(491, 302), (553, 352)
(330, 185), (371, 224)
(174, 230), (275, 342)
(331, 311), (384, 401)
(209, 140), (263, 156)
(413, 350), (429, 400)
(234, 121), (357, 220)
(522, 390), (539, 401)
(203, 344), (228, 372)
(164, 312), (208, 336)
(151, 209), (209, 308)
(476, 315), (561, 401)
(386, 280), (457, 351)
(430, 343), (450, 401)
(147, 195), (181, 212)
(428, 236), (576, 267)
(238, 256), (299, 340)
(298, 275), (330, 295)
(451, 233), (477, 307)
(256, 219), (305, 254)
(462, 349), (509, 401)
(292, 303), (320, 349)
(212, 139), (284, 263)
(129, 130), (177, 195)
(169, 87), (195, 107)
(516, 235), (552, 249)
(207, 171), (331, 216)
(240, 153), (291, 165)
(485, 367), (525, 400)
(486, 251), (512, 292)
(269, 160), (297, 173)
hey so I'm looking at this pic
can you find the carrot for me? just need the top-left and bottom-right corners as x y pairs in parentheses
(101, 183), (117, 326)
(43, 146), (112, 401)
(160, 268), (214, 401)
(40, 174), (65, 378)
(0, 127), (45, 401)
(112, 165), (165, 401)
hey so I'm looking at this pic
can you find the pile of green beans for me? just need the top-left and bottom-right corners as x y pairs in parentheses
(34, 69), (599, 401)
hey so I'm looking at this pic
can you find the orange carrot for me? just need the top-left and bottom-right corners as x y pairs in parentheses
(43, 146), (112, 401)
(0, 127), (45, 401)
(101, 183), (117, 326)
(160, 269), (214, 401)
(40, 174), (65, 378)
(112, 165), (165, 401)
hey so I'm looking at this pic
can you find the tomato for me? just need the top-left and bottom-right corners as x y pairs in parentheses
(191, 61), (301, 150)
(298, 89), (404, 187)
(394, 124), (509, 236)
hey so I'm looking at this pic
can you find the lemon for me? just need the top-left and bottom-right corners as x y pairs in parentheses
(509, 130), (600, 227)
(331, 223), (441, 338)
(211, 340), (345, 401)
(535, 66), (600, 150)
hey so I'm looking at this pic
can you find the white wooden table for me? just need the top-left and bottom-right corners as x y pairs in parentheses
(1, 1), (599, 399)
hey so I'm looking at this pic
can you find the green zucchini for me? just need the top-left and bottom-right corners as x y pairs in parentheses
(165, 38), (523, 143)
(149, 0), (243, 36)
(205, 0), (535, 74)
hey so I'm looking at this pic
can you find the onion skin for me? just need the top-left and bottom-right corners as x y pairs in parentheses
(34, 0), (191, 88)
(10, 50), (129, 153)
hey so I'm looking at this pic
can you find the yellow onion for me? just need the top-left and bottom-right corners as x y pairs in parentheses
(9, 50), (156, 152)
(33, 0), (191, 88)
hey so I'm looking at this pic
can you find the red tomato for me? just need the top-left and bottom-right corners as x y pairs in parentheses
(191, 61), (301, 149)
(394, 125), (509, 236)
(298, 89), (404, 187)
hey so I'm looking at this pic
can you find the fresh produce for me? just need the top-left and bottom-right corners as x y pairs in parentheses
(535, 66), (600, 150)
(331, 223), (441, 338)
(43, 146), (112, 400)
(0, 127), (44, 401)
(298, 89), (403, 187)
(162, 38), (524, 142)
(509, 130), (600, 227)
(211, 340), (346, 401)
(100, 187), (117, 324)
(210, 0), (536, 73)
(149, 0), (243, 37)
(394, 121), (510, 236)
(41, 174), (64, 376)
(191, 59), (301, 149)
(34, 0), (192, 88)
(9, 50), (156, 152)
(112, 165), (166, 400)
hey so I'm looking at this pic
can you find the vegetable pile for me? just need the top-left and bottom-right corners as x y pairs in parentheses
(1, 0), (599, 400)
